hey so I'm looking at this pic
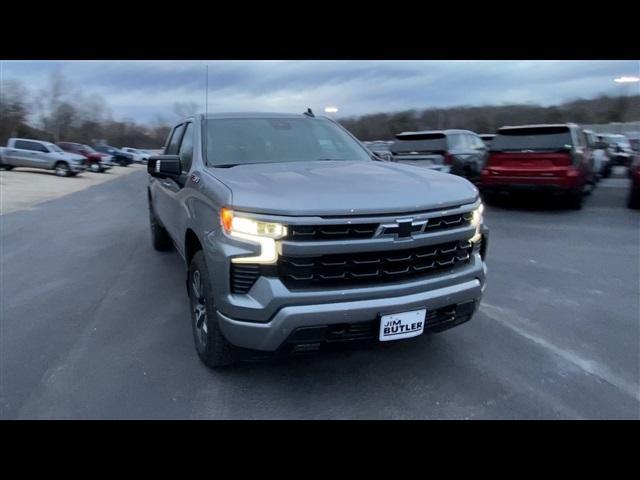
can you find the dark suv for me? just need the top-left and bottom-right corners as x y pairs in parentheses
(93, 144), (134, 166)
(480, 123), (593, 209)
(390, 130), (488, 183)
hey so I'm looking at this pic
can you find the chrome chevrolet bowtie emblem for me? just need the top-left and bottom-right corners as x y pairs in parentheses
(375, 218), (428, 239)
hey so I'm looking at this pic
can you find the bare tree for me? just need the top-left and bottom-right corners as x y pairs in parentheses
(0, 79), (30, 143)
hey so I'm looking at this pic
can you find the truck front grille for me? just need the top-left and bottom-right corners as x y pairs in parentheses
(279, 240), (473, 289)
(287, 211), (472, 241)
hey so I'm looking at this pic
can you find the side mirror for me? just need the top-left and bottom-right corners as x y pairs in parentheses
(148, 155), (182, 179)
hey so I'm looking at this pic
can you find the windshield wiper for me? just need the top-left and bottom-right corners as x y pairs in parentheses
(313, 158), (348, 162)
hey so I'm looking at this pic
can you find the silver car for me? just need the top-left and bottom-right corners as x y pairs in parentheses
(0, 138), (87, 177)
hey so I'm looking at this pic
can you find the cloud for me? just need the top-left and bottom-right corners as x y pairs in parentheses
(2, 60), (638, 123)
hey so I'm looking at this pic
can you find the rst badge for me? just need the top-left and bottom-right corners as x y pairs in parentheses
(379, 309), (426, 341)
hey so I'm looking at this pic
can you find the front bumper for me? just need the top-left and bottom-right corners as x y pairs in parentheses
(204, 204), (487, 352)
(217, 275), (484, 352)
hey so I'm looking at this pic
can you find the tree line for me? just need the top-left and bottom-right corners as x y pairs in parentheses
(339, 95), (640, 141)
(0, 71), (200, 149)
(3, 70), (639, 147)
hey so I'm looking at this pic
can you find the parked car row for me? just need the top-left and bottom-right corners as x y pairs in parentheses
(121, 147), (153, 164)
(0, 137), (158, 177)
(371, 124), (638, 210)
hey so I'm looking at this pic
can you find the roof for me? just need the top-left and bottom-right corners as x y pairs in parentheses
(201, 112), (329, 120)
(395, 129), (475, 137)
(498, 123), (578, 131)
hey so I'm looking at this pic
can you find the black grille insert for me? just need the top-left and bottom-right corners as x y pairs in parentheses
(287, 211), (472, 242)
(425, 212), (473, 232)
(284, 301), (476, 347)
(279, 240), (473, 289)
(289, 223), (378, 241)
(230, 264), (260, 294)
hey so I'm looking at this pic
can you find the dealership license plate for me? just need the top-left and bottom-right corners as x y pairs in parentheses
(379, 309), (426, 341)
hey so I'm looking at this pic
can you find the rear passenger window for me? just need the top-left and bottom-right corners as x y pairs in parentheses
(166, 124), (185, 155)
(15, 140), (46, 152)
(179, 123), (194, 173)
(473, 135), (485, 149)
(447, 134), (467, 150)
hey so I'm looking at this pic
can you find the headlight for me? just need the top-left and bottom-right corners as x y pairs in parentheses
(221, 208), (287, 264)
(470, 203), (484, 243)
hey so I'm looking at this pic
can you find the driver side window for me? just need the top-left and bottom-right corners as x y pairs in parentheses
(179, 123), (194, 174)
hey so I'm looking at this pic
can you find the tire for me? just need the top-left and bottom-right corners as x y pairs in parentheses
(602, 165), (612, 178)
(0, 164), (14, 171)
(481, 191), (498, 205)
(149, 203), (173, 251)
(628, 189), (640, 210)
(567, 188), (584, 210)
(54, 162), (71, 177)
(189, 250), (238, 368)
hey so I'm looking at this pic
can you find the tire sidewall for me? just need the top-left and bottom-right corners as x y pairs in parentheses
(188, 252), (216, 358)
(188, 251), (237, 367)
(55, 162), (70, 177)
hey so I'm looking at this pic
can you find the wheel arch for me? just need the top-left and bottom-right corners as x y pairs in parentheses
(184, 229), (204, 293)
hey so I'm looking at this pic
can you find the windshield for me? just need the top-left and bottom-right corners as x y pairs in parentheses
(491, 126), (573, 151)
(390, 133), (447, 154)
(47, 143), (65, 153)
(82, 145), (96, 153)
(205, 117), (371, 167)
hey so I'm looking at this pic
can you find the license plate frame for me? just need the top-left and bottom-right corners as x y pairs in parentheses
(378, 308), (426, 342)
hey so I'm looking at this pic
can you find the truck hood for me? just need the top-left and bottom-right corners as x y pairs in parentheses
(206, 160), (478, 216)
(58, 152), (86, 162)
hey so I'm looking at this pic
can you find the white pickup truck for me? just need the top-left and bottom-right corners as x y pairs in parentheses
(0, 138), (87, 177)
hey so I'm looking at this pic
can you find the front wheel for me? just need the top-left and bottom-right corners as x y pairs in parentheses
(0, 164), (14, 171)
(189, 251), (239, 368)
(90, 163), (101, 172)
(54, 162), (71, 177)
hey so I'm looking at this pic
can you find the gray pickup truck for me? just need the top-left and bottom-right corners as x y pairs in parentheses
(0, 138), (87, 176)
(147, 111), (488, 367)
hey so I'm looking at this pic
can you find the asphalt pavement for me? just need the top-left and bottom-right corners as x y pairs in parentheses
(1, 170), (638, 419)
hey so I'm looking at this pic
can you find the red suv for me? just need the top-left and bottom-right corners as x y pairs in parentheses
(57, 142), (112, 173)
(480, 124), (593, 209)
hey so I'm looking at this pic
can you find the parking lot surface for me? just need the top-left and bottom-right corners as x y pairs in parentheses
(0, 164), (145, 215)
(1, 170), (638, 419)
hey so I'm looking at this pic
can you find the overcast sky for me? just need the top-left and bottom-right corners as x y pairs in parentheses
(2, 60), (638, 123)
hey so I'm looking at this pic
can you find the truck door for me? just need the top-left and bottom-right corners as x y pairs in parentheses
(151, 123), (186, 247)
(9, 140), (47, 168)
(162, 122), (195, 250)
